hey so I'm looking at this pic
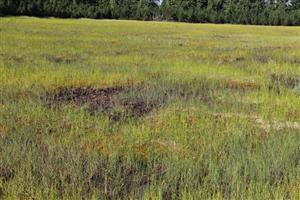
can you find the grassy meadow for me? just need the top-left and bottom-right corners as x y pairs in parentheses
(0, 17), (300, 199)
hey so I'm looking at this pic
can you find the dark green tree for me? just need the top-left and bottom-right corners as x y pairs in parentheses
(0, 0), (299, 25)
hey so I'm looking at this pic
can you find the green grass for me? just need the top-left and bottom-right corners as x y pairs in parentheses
(0, 17), (300, 199)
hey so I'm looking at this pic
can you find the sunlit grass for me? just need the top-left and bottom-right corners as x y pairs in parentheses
(0, 17), (299, 199)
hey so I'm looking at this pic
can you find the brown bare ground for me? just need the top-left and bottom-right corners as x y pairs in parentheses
(46, 86), (159, 120)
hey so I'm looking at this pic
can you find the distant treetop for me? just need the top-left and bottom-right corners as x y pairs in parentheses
(0, 0), (299, 25)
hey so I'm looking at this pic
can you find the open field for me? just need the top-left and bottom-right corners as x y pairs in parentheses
(0, 17), (300, 199)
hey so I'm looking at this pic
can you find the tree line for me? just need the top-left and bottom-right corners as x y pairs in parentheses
(0, 0), (299, 25)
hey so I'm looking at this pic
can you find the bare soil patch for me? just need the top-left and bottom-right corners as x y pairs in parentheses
(48, 87), (122, 107)
(46, 80), (223, 121)
(46, 86), (160, 121)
